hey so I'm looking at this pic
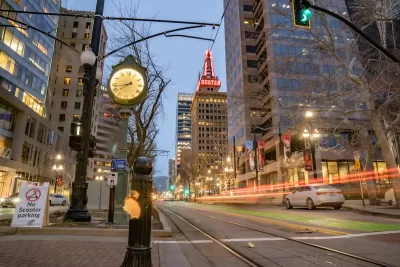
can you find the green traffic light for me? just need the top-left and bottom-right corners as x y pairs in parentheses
(170, 185), (175, 190)
(300, 9), (312, 22)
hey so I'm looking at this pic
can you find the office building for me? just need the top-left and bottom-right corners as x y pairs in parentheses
(0, 0), (77, 197)
(224, 0), (379, 188)
(168, 158), (176, 186)
(191, 50), (228, 171)
(47, 8), (118, 180)
(176, 93), (192, 175)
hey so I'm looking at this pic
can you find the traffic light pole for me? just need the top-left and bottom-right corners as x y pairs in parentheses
(307, 2), (400, 65)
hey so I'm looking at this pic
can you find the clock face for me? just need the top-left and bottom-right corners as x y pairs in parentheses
(109, 68), (145, 101)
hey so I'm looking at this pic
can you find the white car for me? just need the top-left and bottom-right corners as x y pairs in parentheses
(48, 194), (68, 206)
(0, 193), (20, 208)
(285, 184), (345, 210)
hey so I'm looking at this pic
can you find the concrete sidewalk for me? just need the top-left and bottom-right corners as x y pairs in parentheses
(343, 199), (400, 218)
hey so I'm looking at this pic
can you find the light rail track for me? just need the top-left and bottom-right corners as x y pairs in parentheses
(160, 204), (395, 267)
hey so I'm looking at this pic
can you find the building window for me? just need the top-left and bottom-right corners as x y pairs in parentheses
(84, 33), (90, 39)
(82, 44), (89, 51)
(86, 22), (91, 29)
(243, 5), (253, 12)
(58, 127), (64, 132)
(72, 32), (77, 38)
(25, 116), (36, 138)
(73, 114), (79, 122)
(21, 142), (31, 164)
(73, 21), (79, 28)
(76, 90), (83, 97)
(66, 65), (72, 72)
(2, 29), (25, 56)
(64, 77), (71, 85)
(74, 102), (81, 109)
(62, 89), (69, 96)
(70, 43), (76, 48)
(61, 101), (67, 109)
(59, 114), (65, 121)
(78, 78), (84, 85)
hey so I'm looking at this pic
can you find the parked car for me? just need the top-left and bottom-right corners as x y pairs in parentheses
(385, 188), (396, 206)
(48, 194), (68, 206)
(0, 193), (20, 208)
(285, 184), (345, 210)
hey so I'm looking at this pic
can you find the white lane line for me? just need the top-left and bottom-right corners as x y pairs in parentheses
(153, 230), (400, 244)
(153, 240), (213, 244)
(220, 237), (285, 242)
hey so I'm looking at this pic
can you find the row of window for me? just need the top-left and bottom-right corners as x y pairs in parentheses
(0, 51), (47, 97)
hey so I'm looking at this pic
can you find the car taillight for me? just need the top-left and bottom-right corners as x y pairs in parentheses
(316, 192), (328, 195)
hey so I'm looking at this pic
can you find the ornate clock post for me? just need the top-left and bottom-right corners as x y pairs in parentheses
(107, 56), (153, 266)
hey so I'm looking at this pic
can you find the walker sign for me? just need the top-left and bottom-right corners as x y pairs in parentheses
(11, 182), (49, 227)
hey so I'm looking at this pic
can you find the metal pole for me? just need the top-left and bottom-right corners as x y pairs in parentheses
(310, 139), (318, 179)
(116, 114), (130, 207)
(121, 157), (153, 267)
(65, 0), (105, 222)
(359, 173), (366, 207)
(253, 132), (259, 187)
(233, 136), (237, 180)
(108, 185), (115, 224)
(54, 174), (57, 194)
(98, 180), (103, 210)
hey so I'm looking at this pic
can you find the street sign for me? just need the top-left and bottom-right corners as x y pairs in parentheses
(112, 159), (127, 171)
(107, 172), (118, 186)
(12, 182), (49, 227)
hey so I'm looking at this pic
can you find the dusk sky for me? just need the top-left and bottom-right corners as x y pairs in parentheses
(65, 0), (227, 176)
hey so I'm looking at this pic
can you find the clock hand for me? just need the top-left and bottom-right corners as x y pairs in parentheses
(117, 82), (133, 91)
(113, 82), (133, 87)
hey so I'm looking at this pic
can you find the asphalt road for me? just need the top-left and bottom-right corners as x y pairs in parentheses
(0, 206), (68, 220)
(158, 201), (400, 267)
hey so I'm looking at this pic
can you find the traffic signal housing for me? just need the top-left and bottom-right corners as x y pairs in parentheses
(292, 0), (312, 28)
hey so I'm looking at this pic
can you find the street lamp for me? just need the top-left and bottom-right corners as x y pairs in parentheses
(206, 177), (212, 195)
(52, 154), (63, 194)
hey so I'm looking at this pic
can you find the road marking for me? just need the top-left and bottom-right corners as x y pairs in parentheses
(163, 204), (349, 236)
(221, 237), (285, 242)
(153, 230), (400, 244)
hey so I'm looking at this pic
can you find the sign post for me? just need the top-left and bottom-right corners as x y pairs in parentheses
(354, 151), (365, 207)
(107, 172), (118, 224)
(11, 182), (50, 227)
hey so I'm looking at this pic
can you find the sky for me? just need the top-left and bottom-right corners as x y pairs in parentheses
(65, 0), (227, 176)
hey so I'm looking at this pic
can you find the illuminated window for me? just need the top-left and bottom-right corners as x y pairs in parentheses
(62, 89), (69, 96)
(86, 22), (91, 29)
(0, 52), (16, 74)
(66, 65), (72, 72)
(76, 90), (83, 97)
(78, 78), (84, 85)
(2, 29), (25, 56)
(64, 77), (71, 84)
(84, 33), (90, 39)
(82, 44), (89, 51)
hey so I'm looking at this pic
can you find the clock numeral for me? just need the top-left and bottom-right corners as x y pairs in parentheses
(112, 83), (117, 86)
(127, 72), (131, 76)
(136, 90), (141, 94)
(120, 73), (125, 76)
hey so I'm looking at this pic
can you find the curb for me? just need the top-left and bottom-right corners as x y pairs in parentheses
(0, 226), (172, 237)
(343, 206), (400, 219)
(156, 207), (171, 232)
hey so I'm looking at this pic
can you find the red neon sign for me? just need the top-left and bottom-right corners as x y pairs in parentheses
(200, 79), (221, 87)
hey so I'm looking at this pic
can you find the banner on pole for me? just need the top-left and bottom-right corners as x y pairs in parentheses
(283, 134), (291, 160)
(304, 149), (313, 171)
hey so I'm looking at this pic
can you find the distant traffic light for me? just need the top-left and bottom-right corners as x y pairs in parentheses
(170, 185), (175, 190)
(184, 189), (189, 195)
(292, 0), (312, 28)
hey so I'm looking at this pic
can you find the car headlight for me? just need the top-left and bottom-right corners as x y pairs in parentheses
(13, 198), (19, 203)
(0, 198), (4, 203)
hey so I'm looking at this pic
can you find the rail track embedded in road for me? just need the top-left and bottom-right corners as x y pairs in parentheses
(160, 206), (262, 267)
(161, 204), (396, 267)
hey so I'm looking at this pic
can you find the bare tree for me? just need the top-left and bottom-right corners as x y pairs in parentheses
(106, 2), (170, 168)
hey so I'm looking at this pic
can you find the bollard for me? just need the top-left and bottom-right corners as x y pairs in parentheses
(121, 157), (153, 267)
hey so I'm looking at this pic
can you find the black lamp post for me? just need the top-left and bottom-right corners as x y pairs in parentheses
(52, 154), (63, 194)
(64, 0), (105, 222)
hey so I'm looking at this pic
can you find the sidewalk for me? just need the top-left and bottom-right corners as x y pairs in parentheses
(343, 199), (400, 218)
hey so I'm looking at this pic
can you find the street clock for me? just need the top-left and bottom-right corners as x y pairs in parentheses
(107, 55), (148, 106)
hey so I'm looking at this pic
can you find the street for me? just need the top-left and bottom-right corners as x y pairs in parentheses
(157, 201), (400, 266)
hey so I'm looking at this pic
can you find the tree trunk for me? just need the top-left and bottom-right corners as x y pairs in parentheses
(367, 101), (400, 208)
(364, 147), (379, 205)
